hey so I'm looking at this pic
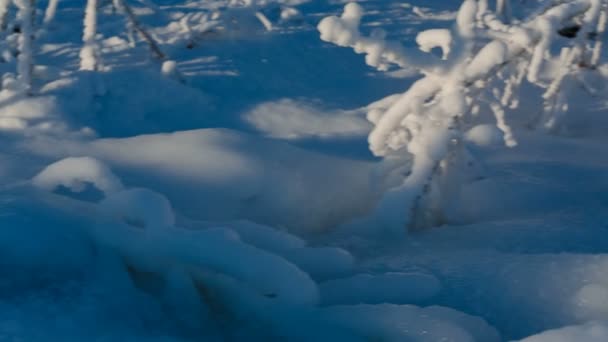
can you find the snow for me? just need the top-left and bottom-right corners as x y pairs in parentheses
(32, 156), (124, 196)
(0, 79), (64, 132)
(101, 188), (175, 229)
(416, 29), (452, 59)
(280, 7), (301, 22)
(465, 124), (505, 147)
(465, 40), (508, 80)
(318, 304), (500, 342)
(0, 0), (607, 340)
(518, 322), (608, 342)
(25, 128), (379, 233)
(245, 98), (370, 139)
(319, 272), (441, 305)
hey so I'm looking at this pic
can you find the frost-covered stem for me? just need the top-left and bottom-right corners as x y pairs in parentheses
(80, 0), (99, 71)
(137, 0), (161, 13)
(490, 101), (517, 146)
(112, 0), (121, 12)
(116, 0), (166, 60)
(501, 60), (528, 108)
(409, 156), (444, 230)
(538, 47), (578, 131)
(255, 11), (272, 31)
(0, 0), (11, 31)
(544, 48), (577, 101)
(591, 5), (607, 67)
(43, 0), (59, 25)
(568, 0), (603, 67)
(15, 0), (34, 91)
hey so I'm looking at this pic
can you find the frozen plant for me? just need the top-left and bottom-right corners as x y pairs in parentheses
(14, 0), (35, 91)
(0, 0), (11, 30)
(319, 0), (607, 233)
(80, 0), (100, 71)
(113, 0), (166, 60)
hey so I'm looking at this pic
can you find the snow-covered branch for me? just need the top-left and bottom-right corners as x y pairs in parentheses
(318, 3), (443, 72)
(319, 0), (607, 233)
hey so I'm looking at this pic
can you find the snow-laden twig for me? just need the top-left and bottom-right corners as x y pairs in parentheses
(318, 3), (443, 72)
(255, 11), (272, 31)
(115, 0), (166, 60)
(43, 0), (59, 25)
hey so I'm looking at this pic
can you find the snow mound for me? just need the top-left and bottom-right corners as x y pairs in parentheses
(28, 129), (377, 233)
(32, 156), (123, 197)
(245, 98), (370, 139)
(0, 76), (62, 133)
(100, 188), (175, 230)
(576, 284), (608, 317)
(204, 221), (355, 279)
(284, 246), (354, 280)
(227, 220), (306, 252)
(465, 124), (505, 147)
(88, 222), (319, 307)
(319, 304), (500, 342)
(518, 321), (608, 342)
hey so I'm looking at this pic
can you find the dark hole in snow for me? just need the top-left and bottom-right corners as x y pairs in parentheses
(126, 264), (165, 295)
(429, 46), (444, 59)
(53, 182), (106, 203)
(558, 25), (580, 38)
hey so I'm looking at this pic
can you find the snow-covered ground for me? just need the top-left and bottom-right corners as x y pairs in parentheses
(0, 0), (607, 341)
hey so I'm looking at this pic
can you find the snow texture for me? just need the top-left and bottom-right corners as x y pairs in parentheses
(0, 0), (606, 341)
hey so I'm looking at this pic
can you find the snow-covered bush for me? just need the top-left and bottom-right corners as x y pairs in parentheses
(319, 0), (608, 233)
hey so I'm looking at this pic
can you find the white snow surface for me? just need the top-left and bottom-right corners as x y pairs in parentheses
(518, 321), (608, 342)
(0, 0), (607, 341)
(32, 156), (124, 196)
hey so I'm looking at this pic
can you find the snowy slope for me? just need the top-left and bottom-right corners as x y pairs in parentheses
(0, 0), (607, 341)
